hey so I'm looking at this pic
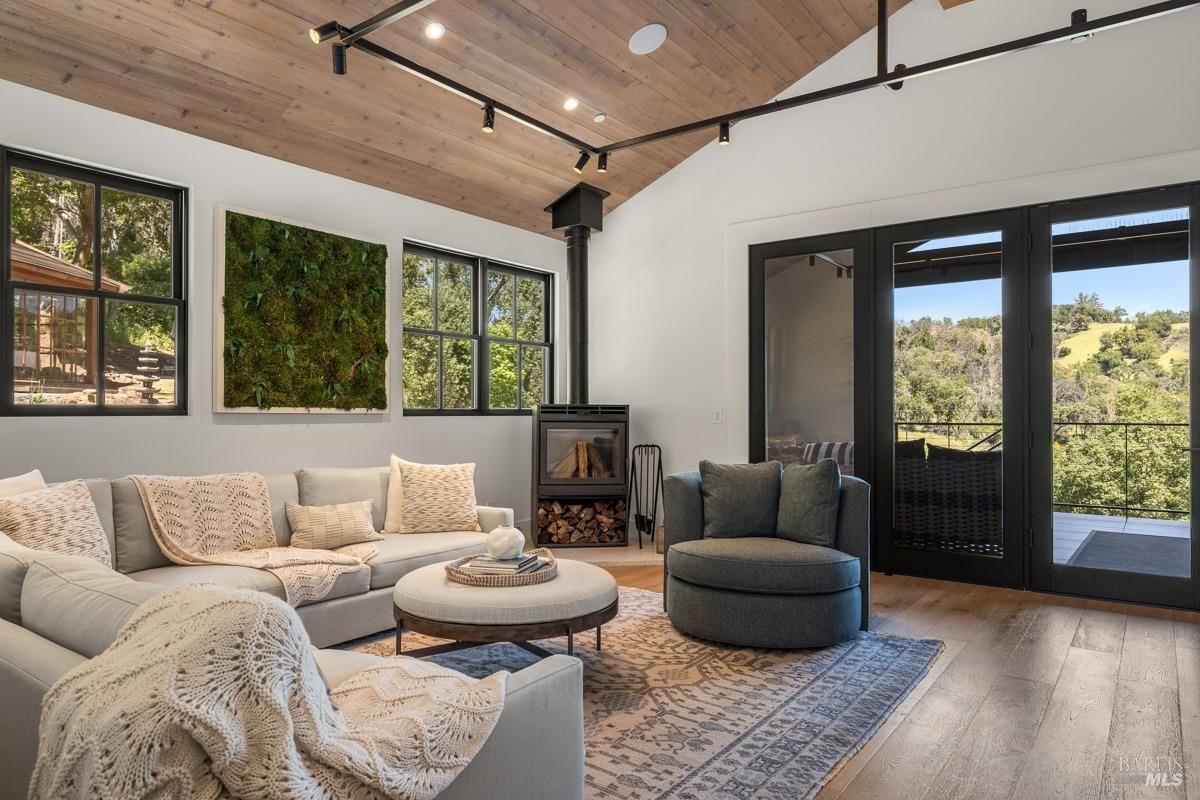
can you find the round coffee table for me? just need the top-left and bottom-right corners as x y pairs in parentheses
(392, 559), (619, 659)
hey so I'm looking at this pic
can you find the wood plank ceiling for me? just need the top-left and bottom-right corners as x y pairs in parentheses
(0, 0), (968, 236)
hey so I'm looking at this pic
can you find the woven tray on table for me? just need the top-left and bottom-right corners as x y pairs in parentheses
(445, 548), (558, 587)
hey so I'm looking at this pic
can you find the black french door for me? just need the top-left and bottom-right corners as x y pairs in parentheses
(751, 183), (1200, 608)
(1029, 186), (1199, 607)
(872, 210), (1027, 588)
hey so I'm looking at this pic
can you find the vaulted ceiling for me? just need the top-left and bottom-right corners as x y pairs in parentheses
(0, 0), (969, 235)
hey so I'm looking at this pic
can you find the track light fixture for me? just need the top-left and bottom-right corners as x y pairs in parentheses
(309, 21), (340, 44)
(482, 104), (496, 133)
(718, 121), (730, 145)
(597, 153), (608, 173)
(331, 43), (348, 75)
(573, 151), (590, 174)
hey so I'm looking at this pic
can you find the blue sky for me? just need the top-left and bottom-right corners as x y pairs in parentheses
(895, 209), (1190, 323)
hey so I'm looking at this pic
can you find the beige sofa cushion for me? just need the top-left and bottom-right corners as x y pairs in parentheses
(20, 554), (164, 658)
(297, 467), (389, 531)
(128, 562), (371, 606)
(0, 482), (112, 567)
(0, 533), (37, 624)
(367, 532), (486, 590)
(286, 501), (383, 550)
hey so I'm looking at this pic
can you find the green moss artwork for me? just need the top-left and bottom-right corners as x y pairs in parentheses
(221, 211), (388, 411)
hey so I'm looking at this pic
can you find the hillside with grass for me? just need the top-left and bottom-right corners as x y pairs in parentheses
(896, 292), (1190, 518)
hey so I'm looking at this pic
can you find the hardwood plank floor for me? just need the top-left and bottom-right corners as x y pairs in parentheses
(602, 566), (1200, 800)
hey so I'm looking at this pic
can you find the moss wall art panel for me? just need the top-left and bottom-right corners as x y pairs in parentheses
(218, 210), (389, 412)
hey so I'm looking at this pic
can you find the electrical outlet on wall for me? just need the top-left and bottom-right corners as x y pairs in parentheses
(712, 408), (724, 424)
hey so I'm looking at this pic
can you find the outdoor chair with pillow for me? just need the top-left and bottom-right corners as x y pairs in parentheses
(663, 460), (870, 649)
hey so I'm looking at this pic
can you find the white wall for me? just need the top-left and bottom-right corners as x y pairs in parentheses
(590, 0), (1200, 477)
(0, 80), (564, 524)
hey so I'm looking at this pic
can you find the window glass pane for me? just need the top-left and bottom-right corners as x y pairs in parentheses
(12, 290), (97, 405)
(437, 259), (473, 334)
(487, 270), (514, 338)
(516, 277), (545, 342)
(521, 345), (546, 409)
(489, 342), (518, 409)
(442, 338), (474, 409)
(402, 332), (438, 409)
(402, 253), (435, 330)
(10, 168), (95, 282)
(100, 187), (174, 298)
(104, 300), (177, 406)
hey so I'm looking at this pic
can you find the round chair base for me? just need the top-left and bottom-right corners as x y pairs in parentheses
(666, 575), (861, 649)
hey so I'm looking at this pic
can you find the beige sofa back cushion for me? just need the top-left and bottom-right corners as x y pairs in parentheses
(21, 554), (164, 658)
(111, 473), (299, 573)
(297, 467), (389, 531)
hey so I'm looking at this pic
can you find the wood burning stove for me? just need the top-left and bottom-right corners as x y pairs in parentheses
(532, 404), (629, 547)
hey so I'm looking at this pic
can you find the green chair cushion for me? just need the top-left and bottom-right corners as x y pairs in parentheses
(667, 537), (859, 595)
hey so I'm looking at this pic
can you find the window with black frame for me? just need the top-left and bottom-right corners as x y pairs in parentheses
(401, 244), (552, 413)
(2, 149), (187, 414)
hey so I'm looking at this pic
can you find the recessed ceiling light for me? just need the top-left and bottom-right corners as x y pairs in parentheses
(563, 97), (580, 111)
(593, 112), (606, 123)
(629, 23), (667, 55)
(424, 22), (445, 39)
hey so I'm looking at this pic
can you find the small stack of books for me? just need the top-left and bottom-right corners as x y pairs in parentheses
(461, 552), (547, 575)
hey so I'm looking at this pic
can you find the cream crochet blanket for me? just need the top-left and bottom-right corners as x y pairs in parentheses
(30, 586), (508, 800)
(131, 472), (374, 607)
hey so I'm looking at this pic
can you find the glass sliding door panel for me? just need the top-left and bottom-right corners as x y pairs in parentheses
(892, 230), (1004, 556)
(764, 250), (855, 475)
(1050, 207), (1190, 578)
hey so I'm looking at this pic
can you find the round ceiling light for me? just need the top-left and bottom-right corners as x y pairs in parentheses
(593, 112), (607, 123)
(424, 22), (445, 39)
(629, 23), (667, 55)
(563, 97), (580, 111)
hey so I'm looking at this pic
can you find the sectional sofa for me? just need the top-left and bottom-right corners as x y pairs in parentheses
(0, 466), (586, 800)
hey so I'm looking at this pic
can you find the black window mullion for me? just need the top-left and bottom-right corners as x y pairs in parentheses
(92, 175), (105, 410)
(479, 258), (490, 412)
(2, 146), (186, 416)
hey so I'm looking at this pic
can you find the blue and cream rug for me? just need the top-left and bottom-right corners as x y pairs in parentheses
(349, 586), (941, 799)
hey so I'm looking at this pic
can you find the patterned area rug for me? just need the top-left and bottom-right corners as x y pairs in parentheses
(345, 586), (941, 800)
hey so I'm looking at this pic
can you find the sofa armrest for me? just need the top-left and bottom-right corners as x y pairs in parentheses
(438, 654), (584, 800)
(475, 506), (514, 534)
(0, 620), (87, 800)
(836, 475), (871, 631)
(664, 472), (705, 550)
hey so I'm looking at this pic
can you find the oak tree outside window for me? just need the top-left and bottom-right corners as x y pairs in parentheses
(402, 244), (552, 413)
(1, 148), (187, 414)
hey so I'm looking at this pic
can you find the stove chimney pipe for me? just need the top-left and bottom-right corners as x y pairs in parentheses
(546, 183), (609, 405)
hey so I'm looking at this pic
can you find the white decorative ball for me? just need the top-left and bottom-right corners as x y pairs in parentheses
(486, 526), (526, 560)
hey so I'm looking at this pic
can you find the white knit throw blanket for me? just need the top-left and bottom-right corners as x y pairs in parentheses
(30, 586), (508, 800)
(131, 472), (374, 607)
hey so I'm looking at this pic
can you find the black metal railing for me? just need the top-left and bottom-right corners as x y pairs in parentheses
(895, 420), (1190, 519)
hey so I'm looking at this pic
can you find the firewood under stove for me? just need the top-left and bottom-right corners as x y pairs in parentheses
(537, 499), (628, 545)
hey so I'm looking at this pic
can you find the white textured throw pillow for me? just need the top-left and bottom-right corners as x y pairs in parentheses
(383, 454), (405, 534)
(388, 456), (481, 534)
(0, 481), (111, 566)
(286, 500), (384, 550)
(0, 469), (47, 498)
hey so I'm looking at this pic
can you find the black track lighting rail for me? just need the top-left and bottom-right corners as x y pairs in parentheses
(311, 0), (1199, 171)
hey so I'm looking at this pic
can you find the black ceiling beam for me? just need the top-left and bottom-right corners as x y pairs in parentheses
(339, 0), (438, 47)
(314, 0), (1199, 164)
(349, 38), (600, 155)
(602, 0), (1200, 153)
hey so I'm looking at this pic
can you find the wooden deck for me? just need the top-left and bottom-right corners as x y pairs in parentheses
(1053, 510), (1189, 564)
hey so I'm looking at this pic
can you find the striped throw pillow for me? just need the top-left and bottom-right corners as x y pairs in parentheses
(394, 459), (482, 534)
(285, 500), (384, 550)
(801, 441), (855, 468)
